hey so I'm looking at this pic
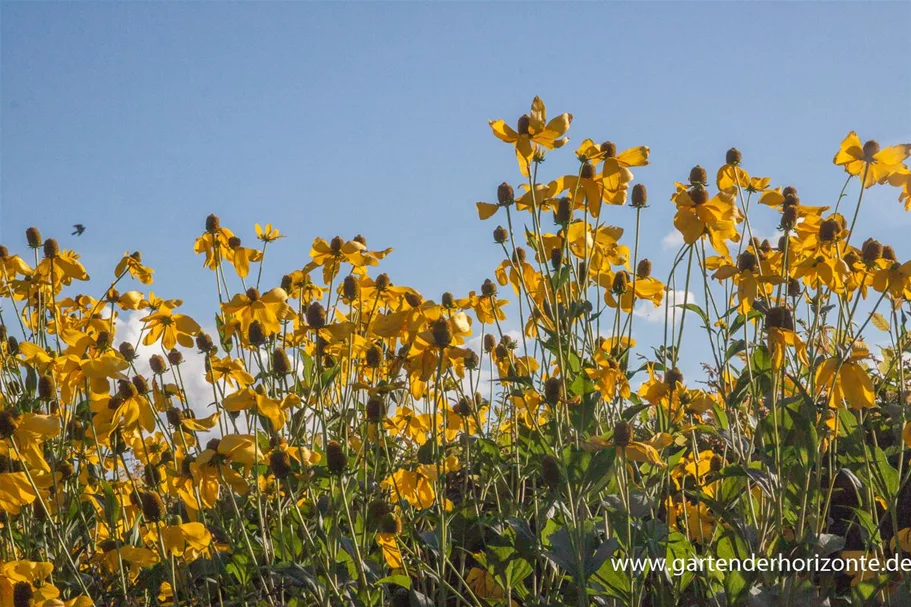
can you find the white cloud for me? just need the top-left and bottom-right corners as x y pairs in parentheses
(661, 230), (684, 250)
(114, 312), (218, 420)
(633, 289), (698, 324)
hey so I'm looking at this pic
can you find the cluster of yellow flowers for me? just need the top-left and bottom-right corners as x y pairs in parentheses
(1, 97), (910, 606)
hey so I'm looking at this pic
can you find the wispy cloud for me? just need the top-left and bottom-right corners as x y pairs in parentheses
(661, 230), (684, 250)
(634, 289), (698, 324)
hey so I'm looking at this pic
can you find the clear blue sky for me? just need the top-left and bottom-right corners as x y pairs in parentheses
(2, 1), (910, 349)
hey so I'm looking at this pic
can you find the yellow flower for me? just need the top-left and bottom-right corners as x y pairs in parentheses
(834, 131), (910, 188)
(226, 237), (263, 279)
(255, 223), (285, 242)
(141, 306), (201, 350)
(0, 472), (38, 515)
(672, 187), (742, 256)
(489, 96), (572, 177)
(585, 353), (630, 400)
(115, 251), (154, 284)
(815, 346), (875, 410)
(159, 521), (212, 559)
(0, 561), (60, 605)
(221, 287), (291, 337)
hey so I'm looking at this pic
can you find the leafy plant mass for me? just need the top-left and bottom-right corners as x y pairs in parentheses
(2, 97), (911, 606)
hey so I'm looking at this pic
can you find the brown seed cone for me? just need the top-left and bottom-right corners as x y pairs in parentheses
(306, 302), (327, 329)
(765, 306), (795, 331)
(541, 455), (562, 489)
(543, 377), (563, 405)
(140, 491), (165, 521)
(613, 420), (632, 447)
(269, 449), (293, 480)
(326, 441), (347, 475)
(431, 317), (453, 348)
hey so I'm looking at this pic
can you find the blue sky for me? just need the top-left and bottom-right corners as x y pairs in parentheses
(2, 1), (910, 373)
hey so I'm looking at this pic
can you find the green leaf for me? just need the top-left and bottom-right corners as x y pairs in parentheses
(715, 531), (750, 602)
(376, 574), (411, 589)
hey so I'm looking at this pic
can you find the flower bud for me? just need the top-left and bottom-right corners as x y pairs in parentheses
(689, 166), (708, 186)
(664, 367), (684, 387)
(132, 375), (150, 394)
(306, 302), (327, 329)
(541, 455), (562, 489)
(205, 214), (220, 234)
(149, 355), (167, 375)
(780, 205), (798, 231)
(431, 317), (453, 348)
(269, 450), (293, 480)
(861, 239), (883, 264)
(58, 461), (75, 481)
(550, 247), (563, 270)
(166, 407), (184, 427)
(710, 454), (724, 473)
(554, 197), (572, 224)
(636, 259), (652, 279)
(612, 271), (630, 295)
(483, 334), (496, 352)
(375, 273), (390, 290)
(272, 348), (291, 375)
(818, 218), (841, 242)
(342, 275), (360, 301)
(0, 410), (19, 439)
(37, 375), (56, 401)
(725, 148), (742, 165)
(764, 306), (794, 331)
(787, 278), (801, 298)
(882, 246), (897, 261)
(737, 251), (757, 272)
(140, 491), (165, 521)
(441, 292), (455, 308)
(481, 279), (497, 297)
(600, 141), (617, 158)
(631, 184), (647, 208)
(326, 441), (347, 475)
(379, 512), (401, 535)
(454, 396), (473, 416)
(365, 345), (382, 368)
(366, 397), (386, 422)
(613, 420), (632, 447)
(404, 292), (422, 308)
(863, 140), (880, 160)
(517, 114), (531, 135)
(367, 500), (392, 528)
(247, 321), (267, 347)
(497, 182), (514, 205)
(689, 186), (709, 205)
(543, 377), (563, 405)
(42, 238), (59, 259)
(25, 227), (42, 249)
(580, 162), (595, 179)
(119, 342), (136, 361)
(196, 333), (215, 353)
(167, 349), (183, 366)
